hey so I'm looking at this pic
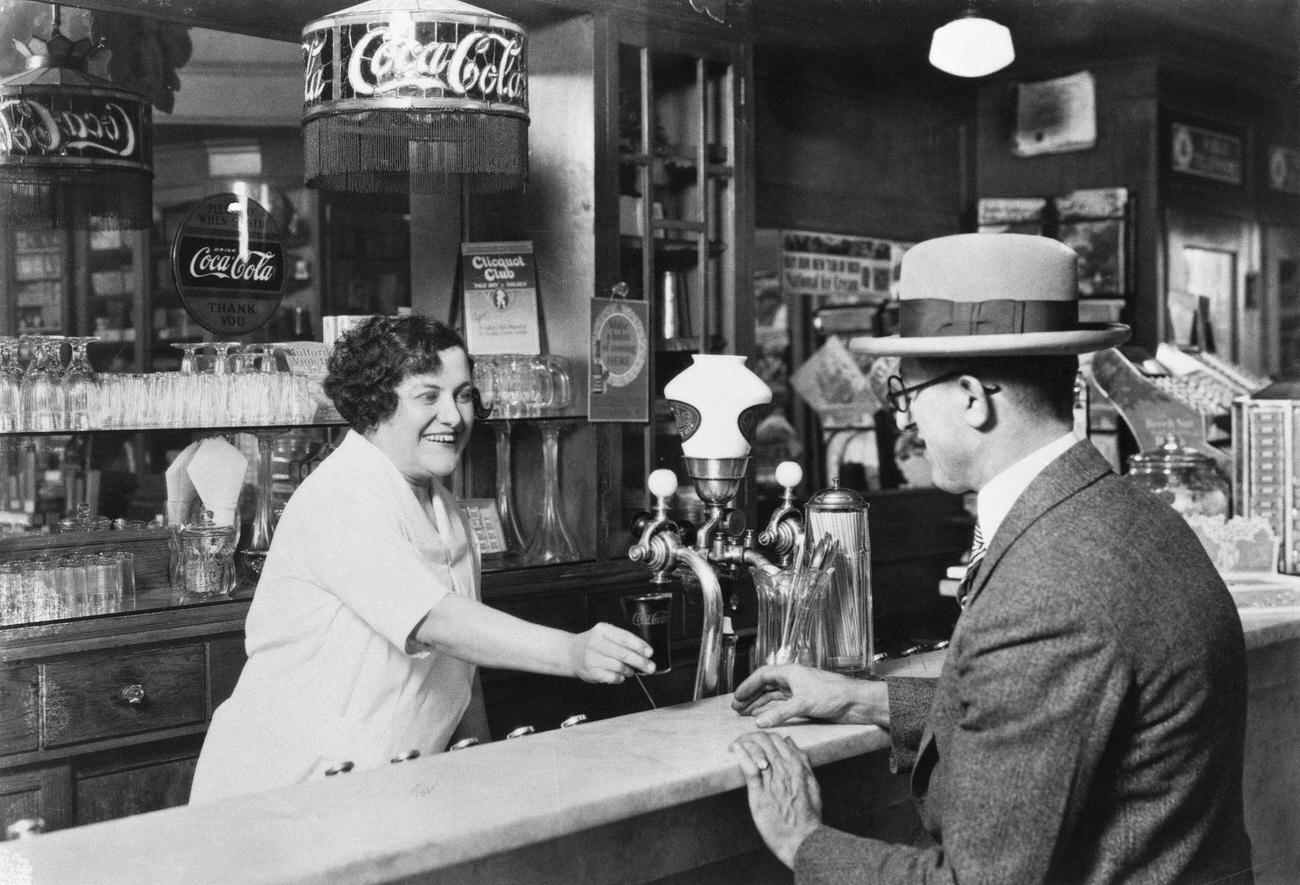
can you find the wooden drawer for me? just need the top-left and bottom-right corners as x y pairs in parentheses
(0, 664), (40, 757)
(42, 645), (207, 748)
(76, 751), (198, 826)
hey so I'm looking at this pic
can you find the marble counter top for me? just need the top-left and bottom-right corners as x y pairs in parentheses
(5, 602), (1292, 885)
(0, 656), (948, 885)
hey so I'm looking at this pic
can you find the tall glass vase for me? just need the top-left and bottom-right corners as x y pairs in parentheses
(524, 420), (580, 565)
(236, 429), (280, 595)
(493, 421), (528, 557)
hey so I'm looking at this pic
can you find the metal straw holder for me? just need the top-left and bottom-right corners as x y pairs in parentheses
(803, 480), (874, 675)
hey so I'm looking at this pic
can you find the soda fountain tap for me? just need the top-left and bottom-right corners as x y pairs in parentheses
(758, 461), (806, 567)
(629, 469), (725, 700)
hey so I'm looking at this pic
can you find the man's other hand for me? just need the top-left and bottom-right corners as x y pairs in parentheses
(730, 732), (823, 869)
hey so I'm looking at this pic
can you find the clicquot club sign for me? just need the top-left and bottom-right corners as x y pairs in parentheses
(171, 193), (286, 335)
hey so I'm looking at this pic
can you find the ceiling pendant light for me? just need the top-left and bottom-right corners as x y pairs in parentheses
(301, 0), (529, 195)
(0, 4), (153, 230)
(929, 7), (1015, 78)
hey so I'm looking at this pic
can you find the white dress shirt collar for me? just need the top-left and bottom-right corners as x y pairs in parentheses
(976, 433), (1078, 546)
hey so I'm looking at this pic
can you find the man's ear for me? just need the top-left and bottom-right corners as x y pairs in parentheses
(957, 374), (995, 429)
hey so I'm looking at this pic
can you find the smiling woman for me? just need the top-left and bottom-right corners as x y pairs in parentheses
(188, 314), (657, 804)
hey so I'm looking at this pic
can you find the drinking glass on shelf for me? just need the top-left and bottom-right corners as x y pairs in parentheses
(541, 355), (572, 415)
(521, 355), (555, 418)
(208, 342), (241, 376)
(0, 337), (21, 381)
(172, 342), (206, 375)
(0, 343), (18, 432)
(20, 336), (66, 432)
(62, 336), (99, 430)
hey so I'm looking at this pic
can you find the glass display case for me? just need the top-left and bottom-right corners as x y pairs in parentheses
(609, 23), (753, 537)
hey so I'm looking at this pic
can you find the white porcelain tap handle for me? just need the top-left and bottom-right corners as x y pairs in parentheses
(648, 469), (678, 500)
(775, 461), (803, 490)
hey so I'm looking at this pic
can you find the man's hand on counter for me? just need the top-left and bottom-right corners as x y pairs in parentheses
(568, 622), (656, 684)
(730, 732), (824, 869)
(731, 665), (890, 729)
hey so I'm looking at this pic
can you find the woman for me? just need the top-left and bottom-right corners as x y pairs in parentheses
(190, 315), (654, 803)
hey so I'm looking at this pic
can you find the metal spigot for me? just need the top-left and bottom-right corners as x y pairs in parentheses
(758, 461), (805, 566)
(629, 469), (725, 700)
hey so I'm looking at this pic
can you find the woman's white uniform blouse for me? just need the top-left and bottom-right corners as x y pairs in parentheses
(189, 431), (480, 803)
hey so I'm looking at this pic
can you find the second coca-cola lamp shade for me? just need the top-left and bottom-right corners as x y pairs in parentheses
(0, 22), (153, 230)
(301, 0), (529, 194)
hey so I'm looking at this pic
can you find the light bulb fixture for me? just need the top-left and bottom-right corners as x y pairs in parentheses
(928, 7), (1015, 78)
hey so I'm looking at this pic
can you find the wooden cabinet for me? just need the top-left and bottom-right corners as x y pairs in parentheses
(0, 602), (247, 833)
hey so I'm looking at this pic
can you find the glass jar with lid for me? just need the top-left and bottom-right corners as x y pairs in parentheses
(1126, 435), (1230, 519)
(177, 509), (238, 597)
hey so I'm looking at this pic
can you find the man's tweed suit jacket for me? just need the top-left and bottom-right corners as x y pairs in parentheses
(796, 441), (1254, 884)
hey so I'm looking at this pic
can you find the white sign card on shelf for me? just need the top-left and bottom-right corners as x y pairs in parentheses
(461, 241), (541, 355)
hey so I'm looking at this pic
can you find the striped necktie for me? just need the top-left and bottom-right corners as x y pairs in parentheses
(957, 523), (987, 608)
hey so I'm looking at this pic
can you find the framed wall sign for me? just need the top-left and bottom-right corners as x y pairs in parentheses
(1268, 145), (1300, 196)
(588, 296), (649, 422)
(170, 193), (286, 335)
(1170, 121), (1244, 185)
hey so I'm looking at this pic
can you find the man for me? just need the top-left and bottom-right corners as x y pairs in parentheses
(730, 233), (1254, 884)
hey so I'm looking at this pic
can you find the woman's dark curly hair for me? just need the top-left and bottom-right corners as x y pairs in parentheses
(323, 315), (468, 431)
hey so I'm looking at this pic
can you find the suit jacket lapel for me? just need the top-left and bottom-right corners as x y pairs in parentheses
(961, 440), (1113, 610)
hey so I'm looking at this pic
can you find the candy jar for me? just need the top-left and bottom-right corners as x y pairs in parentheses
(1126, 435), (1230, 520)
(177, 509), (238, 597)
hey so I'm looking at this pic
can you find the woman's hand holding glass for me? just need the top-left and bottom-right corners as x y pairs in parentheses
(567, 621), (657, 684)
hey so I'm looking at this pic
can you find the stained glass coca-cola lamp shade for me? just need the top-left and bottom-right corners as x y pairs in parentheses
(301, 0), (529, 194)
(0, 22), (153, 230)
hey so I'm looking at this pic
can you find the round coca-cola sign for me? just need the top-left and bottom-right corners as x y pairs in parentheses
(171, 193), (286, 335)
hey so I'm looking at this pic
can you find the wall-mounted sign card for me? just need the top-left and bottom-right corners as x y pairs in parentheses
(461, 241), (541, 355)
(1269, 146), (1300, 195)
(977, 197), (1048, 235)
(588, 297), (650, 422)
(460, 498), (508, 555)
(1013, 70), (1097, 157)
(1171, 122), (1243, 185)
(779, 230), (910, 305)
(171, 193), (286, 336)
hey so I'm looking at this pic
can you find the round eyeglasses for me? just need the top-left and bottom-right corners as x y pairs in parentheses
(885, 372), (1000, 413)
(885, 372), (960, 414)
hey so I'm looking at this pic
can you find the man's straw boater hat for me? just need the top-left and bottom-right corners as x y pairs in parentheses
(856, 233), (1130, 357)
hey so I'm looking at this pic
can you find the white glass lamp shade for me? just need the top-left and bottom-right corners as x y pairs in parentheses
(664, 355), (772, 459)
(928, 11), (1015, 78)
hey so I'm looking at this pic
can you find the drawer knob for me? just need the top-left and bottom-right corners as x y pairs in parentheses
(560, 714), (589, 728)
(448, 737), (480, 751)
(119, 683), (147, 706)
(390, 749), (421, 763)
(324, 761), (354, 776)
(5, 818), (45, 840)
(506, 725), (535, 739)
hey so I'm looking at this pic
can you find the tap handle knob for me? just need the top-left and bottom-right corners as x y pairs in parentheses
(648, 469), (678, 501)
(774, 461), (803, 494)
